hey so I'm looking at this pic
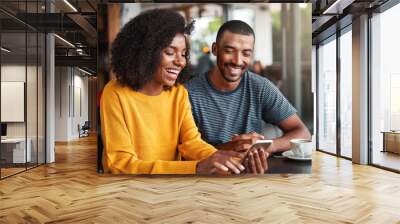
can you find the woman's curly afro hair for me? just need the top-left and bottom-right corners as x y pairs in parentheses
(111, 9), (194, 90)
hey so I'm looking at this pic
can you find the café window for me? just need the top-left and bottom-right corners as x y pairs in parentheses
(317, 35), (337, 155)
(339, 27), (352, 159)
(370, 2), (400, 171)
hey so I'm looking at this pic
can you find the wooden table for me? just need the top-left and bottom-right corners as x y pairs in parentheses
(266, 154), (312, 174)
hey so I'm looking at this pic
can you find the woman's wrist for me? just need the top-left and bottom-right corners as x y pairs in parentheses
(195, 160), (203, 174)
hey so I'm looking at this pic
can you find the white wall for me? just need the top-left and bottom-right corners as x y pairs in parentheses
(54, 67), (89, 141)
(1, 65), (26, 81)
(71, 72), (89, 138)
(55, 66), (69, 141)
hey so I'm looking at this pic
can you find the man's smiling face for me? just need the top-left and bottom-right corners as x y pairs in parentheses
(212, 31), (254, 83)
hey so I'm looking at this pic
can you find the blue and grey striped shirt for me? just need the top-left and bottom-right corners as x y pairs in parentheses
(185, 71), (296, 145)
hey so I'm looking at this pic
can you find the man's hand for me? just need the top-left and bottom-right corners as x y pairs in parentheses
(231, 132), (264, 142)
(196, 150), (246, 175)
(268, 114), (312, 153)
(215, 139), (254, 152)
(243, 148), (269, 174)
(232, 132), (274, 153)
(216, 132), (264, 152)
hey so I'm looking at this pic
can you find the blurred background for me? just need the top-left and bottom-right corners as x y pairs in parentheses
(0, 1), (313, 178)
(106, 3), (313, 133)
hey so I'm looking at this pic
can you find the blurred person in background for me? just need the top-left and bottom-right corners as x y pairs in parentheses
(101, 9), (246, 175)
(193, 46), (214, 78)
(264, 64), (284, 89)
(185, 20), (311, 174)
(251, 60), (265, 78)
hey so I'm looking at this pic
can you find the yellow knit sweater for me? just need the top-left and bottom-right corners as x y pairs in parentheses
(100, 80), (217, 174)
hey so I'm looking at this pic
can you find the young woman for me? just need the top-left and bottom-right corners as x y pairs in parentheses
(101, 9), (245, 174)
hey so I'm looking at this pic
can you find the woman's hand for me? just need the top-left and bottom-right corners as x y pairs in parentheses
(196, 150), (246, 175)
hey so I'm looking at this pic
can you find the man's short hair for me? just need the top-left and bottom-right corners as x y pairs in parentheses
(216, 20), (255, 42)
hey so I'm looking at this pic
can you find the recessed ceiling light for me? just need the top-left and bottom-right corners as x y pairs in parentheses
(322, 0), (354, 15)
(54, 34), (75, 48)
(1, 47), (11, 53)
(77, 67), (93, 76)
(63, 0), (78, 12)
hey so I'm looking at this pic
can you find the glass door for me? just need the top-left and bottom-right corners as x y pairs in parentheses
(0, 0), (47, 179)
(1, 24), (28, 178)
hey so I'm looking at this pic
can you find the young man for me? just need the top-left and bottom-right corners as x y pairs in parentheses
(185, 20), (311, 174)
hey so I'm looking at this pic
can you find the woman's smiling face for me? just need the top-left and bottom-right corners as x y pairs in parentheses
(153, 33), (187, 88)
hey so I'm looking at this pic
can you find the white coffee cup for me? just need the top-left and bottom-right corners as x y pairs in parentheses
(290, 139), (313, 158)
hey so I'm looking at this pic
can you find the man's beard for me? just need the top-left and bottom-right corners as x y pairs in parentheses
(219, 63), (245, 83)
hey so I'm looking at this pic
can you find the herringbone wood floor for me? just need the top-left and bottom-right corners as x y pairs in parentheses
(1, 135), (400, 223)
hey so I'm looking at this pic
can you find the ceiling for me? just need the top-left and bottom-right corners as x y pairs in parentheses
(312, 0), (390, 43)
(0, 0), (98, 73)
(1, 0), (396, 73)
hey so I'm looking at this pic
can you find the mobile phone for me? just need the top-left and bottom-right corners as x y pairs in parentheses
(243, 140), (273, 158)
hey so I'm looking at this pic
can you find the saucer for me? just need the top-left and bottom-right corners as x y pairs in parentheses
(282, 150), (312, 161)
